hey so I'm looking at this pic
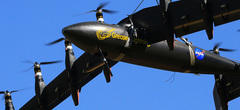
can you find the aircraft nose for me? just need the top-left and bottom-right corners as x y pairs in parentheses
(62, 26), (71, 37)
(62, 23), (99, 53)
(62, 22), (130, 55)
(62, 25), (79, 40)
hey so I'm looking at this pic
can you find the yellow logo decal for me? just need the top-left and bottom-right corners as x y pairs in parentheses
(133, 38), (151, 47)
(96, 28), (129, 41)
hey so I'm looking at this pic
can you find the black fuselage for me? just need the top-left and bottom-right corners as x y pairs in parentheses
(120, 40), (238, 74)
(62, 22), (239, 75)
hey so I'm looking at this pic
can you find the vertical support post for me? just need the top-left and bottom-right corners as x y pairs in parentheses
(213, 74), (228, 110)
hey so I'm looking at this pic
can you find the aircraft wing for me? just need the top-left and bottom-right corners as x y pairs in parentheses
(213, 73), (240, 110)
(119, 0), (240, 40)
(20, 52), (117, 110)
(19, 70), (70, 110)
(168, 0), (240, 38)
(221, 74), (240, 102)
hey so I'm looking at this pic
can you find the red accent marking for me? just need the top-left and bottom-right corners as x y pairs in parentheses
(196, 50), (205, 57)
(110, 68), (112, 77)
(77, 89), (79, 103)
(173, 39), (175, 47)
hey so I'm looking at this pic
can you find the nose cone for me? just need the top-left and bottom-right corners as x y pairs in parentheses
(62, 22), (100, 53)
(62, 23), (92, 40)
(62, 22), (130, 56)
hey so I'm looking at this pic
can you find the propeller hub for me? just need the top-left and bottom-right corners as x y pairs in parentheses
(214, 49), (219, 54)
(34, 63), (40, 68)
(97, 9), (103, 13)
(6, 92), (10, 96)
(34, 63), (41, 73)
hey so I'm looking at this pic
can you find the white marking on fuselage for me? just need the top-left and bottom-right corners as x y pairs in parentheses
(66, 45), (73, 50)
(6, 99), (12, 103)
(97, 18), (104, 23)
(124, 37), (130, 48)
(188, 45), (195, 66)
(35, 72), (42, 77)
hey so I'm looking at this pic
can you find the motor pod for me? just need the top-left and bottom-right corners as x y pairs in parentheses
(63, 22), (130, 60)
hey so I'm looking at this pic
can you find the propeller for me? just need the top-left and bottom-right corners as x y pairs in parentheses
(0, 91), (5, 94)
(46, 37), (75, 71)
(85, 2), (117, 14)
(23, 60), (61, 65)
(46, 38), (65, 46)
(22, 65), (34, 72)
(0, 89), (24, 101)
(38, 61), (61, 65)
(126, 0), (145, 40)
(0, 89), (23, 95)
(98, 48), (113, 83)
(10, 90), (19, 93)
(209, 42), (235, 54)
(46, 38), (73, 51)
(22, 60), (61, 71)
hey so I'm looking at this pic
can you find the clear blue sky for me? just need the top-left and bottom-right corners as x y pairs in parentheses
(0, 0), (240, 110)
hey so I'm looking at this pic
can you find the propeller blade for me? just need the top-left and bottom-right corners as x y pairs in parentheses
(102, 9), (117, 13)
(98, 48), (113, 83)
(219, 48), (235, 52)
(132, 0), (144, 14)
(22, 60), (34, 64)
(0, 91), (5, 94)
(84, 10), (97, 14)
(213, 42), (221, 50)
(10, 90), (19, 93)
(46, 38), (65, 46)
(103, 65), (112, 83)
(81, 2), (116, 17)
(97, 2), (109, 10)
(10, 89), (24, 93)
(22, 65), (34, 72)
(10, 87), (32, 94)
(10, 88), (26, 93)
(40, 60), (62, 65)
